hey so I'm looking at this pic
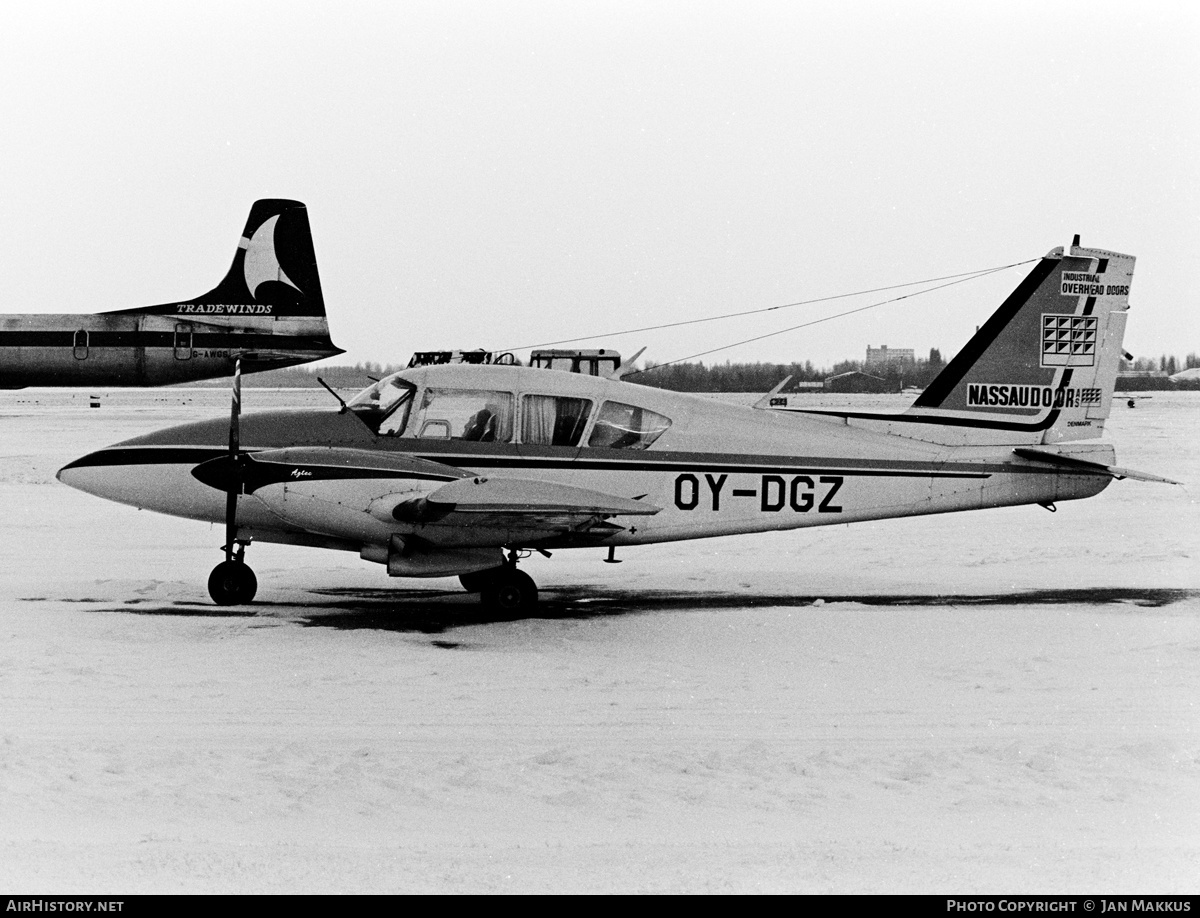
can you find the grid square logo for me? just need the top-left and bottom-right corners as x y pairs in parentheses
(1041, 314), (1098, 367)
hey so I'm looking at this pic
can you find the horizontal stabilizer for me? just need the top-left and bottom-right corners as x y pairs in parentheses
(234, 347), (346, 362)
(1013, 447), (1180, 485)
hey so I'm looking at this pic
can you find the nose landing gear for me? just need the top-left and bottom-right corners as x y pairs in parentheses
(209, 541), (257, 605)
(206, 355), (258, 606)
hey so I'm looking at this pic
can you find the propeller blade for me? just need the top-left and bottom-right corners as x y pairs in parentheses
(229, 357), (242, 454)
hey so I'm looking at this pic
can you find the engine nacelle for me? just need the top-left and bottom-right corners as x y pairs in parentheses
(360, 536), (503, 578)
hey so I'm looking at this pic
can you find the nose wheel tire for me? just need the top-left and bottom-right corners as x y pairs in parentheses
(208, 560), (258, 605)
(480, 568), (538, 613)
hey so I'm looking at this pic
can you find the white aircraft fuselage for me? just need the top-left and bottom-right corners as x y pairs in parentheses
(59, 364), (1109, 550)
(57, 238), (1169, 609)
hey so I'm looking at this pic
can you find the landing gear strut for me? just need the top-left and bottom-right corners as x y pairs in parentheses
(209, 542), (257, 605)
(465, 550), (539, 613)
(207, 355), (257, 606)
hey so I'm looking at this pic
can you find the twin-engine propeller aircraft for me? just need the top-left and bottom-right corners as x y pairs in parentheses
(0, 199), (342, 388)
(58, 238), (1176, 609)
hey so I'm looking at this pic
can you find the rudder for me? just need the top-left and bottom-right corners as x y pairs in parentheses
(908, 238), (1133, 444)
(112, 199), (329, 320)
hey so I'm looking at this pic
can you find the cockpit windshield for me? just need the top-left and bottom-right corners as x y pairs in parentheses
(346, 374), (417, 435)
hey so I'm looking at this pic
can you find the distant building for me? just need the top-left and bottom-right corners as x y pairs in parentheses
(1170, 368), (1200, 382)
(865, 345), (914, 369)
(824, 371), (900, 394)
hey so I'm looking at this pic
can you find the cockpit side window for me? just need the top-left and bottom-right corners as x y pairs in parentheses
(522, 395), (593, 447)
(413, 388), (514, 442)
(346, 376), (417, 436)
(587, 401), (671, 450)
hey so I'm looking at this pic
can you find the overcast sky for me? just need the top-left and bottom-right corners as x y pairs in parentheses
(0, 1), (1195, 371)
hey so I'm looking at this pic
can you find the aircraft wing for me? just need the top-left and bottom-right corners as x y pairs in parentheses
(192, 446), (661, 546)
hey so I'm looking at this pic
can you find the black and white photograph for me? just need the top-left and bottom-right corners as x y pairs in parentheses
(1, 0), (1196, 895)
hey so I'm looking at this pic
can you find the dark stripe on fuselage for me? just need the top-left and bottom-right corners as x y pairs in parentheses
(792, 365), (1077, 433)
(60, 447), (230, 470)
(61, 443), (1013, 480)
(414, 454), (994, 478)
(0, 330), (337, 350)
(784, 410), (1063, 431)
(64, 441), (1110, 481)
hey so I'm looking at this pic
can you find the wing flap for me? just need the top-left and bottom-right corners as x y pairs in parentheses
(426, 477), (661, 516)
(388, 477), (661, 537)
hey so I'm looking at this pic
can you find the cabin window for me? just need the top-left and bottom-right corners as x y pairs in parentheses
(587, 401), (671, 450)
(346, 375), (417, 435)
(522, 395), (593, 447)
(413, 388), (514, 442)
(72, 330), (89, 360)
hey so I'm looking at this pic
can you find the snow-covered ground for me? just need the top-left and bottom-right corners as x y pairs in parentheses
(1, 389), (1196, 893)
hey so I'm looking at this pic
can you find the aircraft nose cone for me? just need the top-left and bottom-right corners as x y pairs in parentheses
(58, 446), (165, 508)
(56, 462), (77, 486)
(57, 450), (124, 501)
(57, 445), (229, 518)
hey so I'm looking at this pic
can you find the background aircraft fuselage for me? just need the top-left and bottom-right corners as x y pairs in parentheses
(0, 312), (341, 388)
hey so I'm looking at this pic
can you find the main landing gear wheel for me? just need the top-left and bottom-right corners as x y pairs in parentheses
(459, 566), (503, 593)
(481, 567), (538, 613)
(208, 560), (258, 605)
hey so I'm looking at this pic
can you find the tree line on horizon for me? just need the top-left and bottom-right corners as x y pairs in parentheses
(197, 349), (1200, 393)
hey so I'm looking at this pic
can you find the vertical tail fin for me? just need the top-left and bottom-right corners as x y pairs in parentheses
(908, 239), (1133, 443)
(114, 199), (329, 320)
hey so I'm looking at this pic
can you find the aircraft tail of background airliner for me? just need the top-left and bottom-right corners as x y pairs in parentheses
(0, 198), (342, 388)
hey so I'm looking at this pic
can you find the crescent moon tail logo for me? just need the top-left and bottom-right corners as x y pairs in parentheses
(241, 214), (301, 299)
